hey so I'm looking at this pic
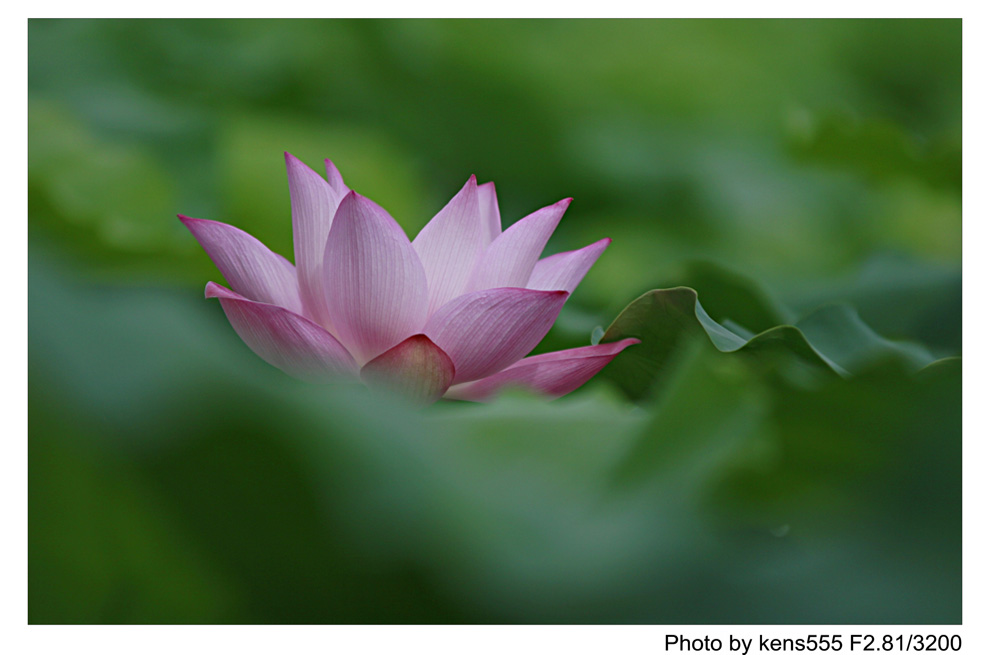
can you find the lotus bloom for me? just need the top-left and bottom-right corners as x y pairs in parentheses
(180, 153), (638, 403)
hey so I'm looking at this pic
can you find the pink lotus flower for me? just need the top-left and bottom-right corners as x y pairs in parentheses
(181, 153), (638, 403)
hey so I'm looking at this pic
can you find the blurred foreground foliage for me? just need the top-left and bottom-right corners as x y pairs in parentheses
(29, 19), (960, 623)
(29, 242), (960, 623)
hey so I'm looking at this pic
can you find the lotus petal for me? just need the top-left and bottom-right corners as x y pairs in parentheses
(286, 152), (342, 330)
(180, 215), (302, 314)
(205, 282), (357, 382)
(324, 157), (349, 196)
(360, 334), (455, 404)
(478, 181), (501, 243)
(323, 191), (429, 364)
(425, 287), (568, 384)
(412, 176), (489, 314)
(466, 198), (571, 292)
(528, 238), (611, 293)
(446, 338), (640, 401)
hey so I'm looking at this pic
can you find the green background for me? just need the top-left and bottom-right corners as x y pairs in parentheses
(29, 19), (961, 623)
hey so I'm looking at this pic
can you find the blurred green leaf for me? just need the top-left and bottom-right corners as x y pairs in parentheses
(795, 303), (933, 372)
(599, 273), (935, 400)
(675, 261), (794, 331)
(29, 384), (239, 623)
(28, 99), (184, 259)
(786, 109), (961, 192)
(784, 252), (961, 354)
(29, 242), (960, 623)
(610, 339), (767, 490)
(599, 287), (834, 400)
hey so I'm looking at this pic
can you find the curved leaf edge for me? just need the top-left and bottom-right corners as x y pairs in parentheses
(598, 286), (938, 399)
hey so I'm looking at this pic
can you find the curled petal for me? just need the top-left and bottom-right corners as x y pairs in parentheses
(446, 338), (640, 402)
(528, 238), (611, 293)
(180, 215), (302, 314)
(205, 282), (358, 382)
(323, 191), (429, 364)
(466, 198), (571, 293)
(286, 152), (342, 330)
(360, 334), (455, 404)
(412, 176), (487, 314)
(425, 288), (568, 384)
